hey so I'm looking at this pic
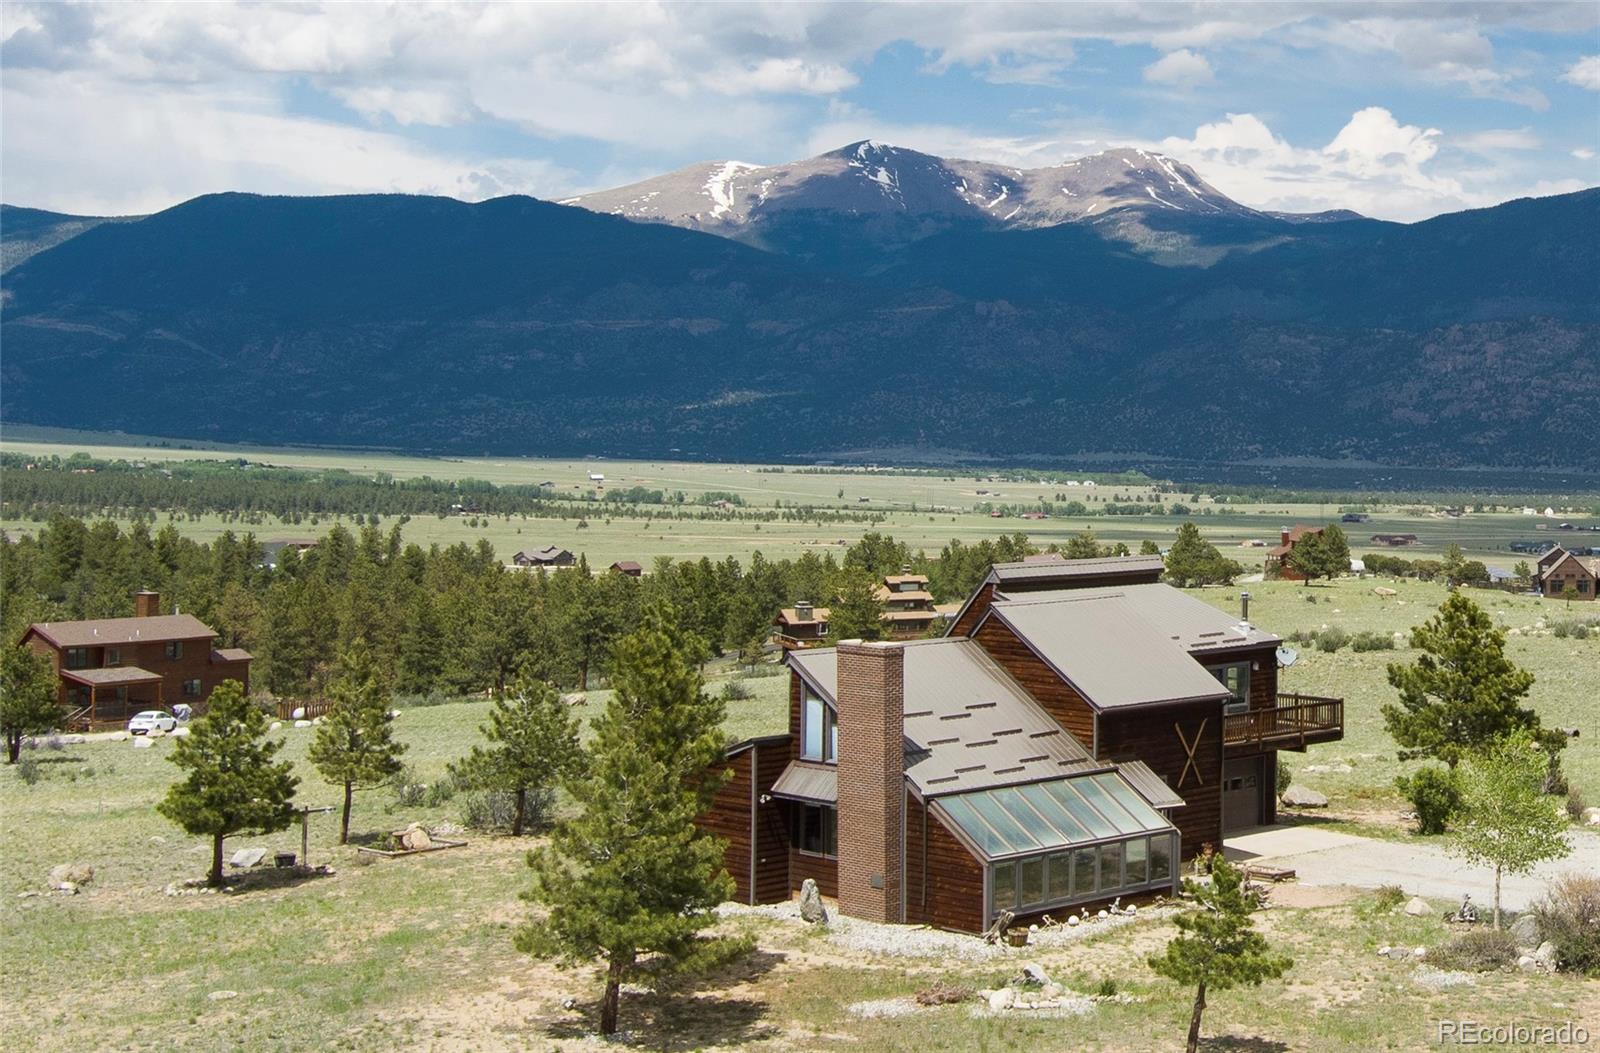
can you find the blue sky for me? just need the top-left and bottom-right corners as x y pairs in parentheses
(3, 1), (1597, 220)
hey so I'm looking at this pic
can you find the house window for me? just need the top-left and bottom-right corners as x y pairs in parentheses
(182, 679), (202, 698)
(64, 647), (90, 670)
(801, 688), (837, 763)
(792, 804), (837, 857)
(105, 648), (121, 667)
(1211, 662), (1251, 715)
(1581, 580), (1591, 594)
(165, 640), (184, 660)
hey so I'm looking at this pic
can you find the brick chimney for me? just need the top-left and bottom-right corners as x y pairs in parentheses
(834, 640), (905, 923)
(1280, 528), (1291, 546)
(133, 590), (160, 618)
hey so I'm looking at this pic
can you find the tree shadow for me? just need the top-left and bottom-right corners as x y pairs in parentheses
(215, 864), (337, 896)
(1201, 1036), (1291, 1053)
(25, 753), (88, 765)
(544, 949), (786, 1050)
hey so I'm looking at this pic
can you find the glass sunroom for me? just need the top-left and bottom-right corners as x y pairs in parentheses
(931, 772), (1180, 923)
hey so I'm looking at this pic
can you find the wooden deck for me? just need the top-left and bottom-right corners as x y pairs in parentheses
(1223, 693), (1344, 753)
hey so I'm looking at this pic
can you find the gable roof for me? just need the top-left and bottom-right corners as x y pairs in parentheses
(776, 606), (830, 625)
(788, 637), (1098, 797)
(989, 554), (1165, 585)
(1540, 550), (1599, 580)
(22, 614), (218, 649)
(995, 582), (1280, 654)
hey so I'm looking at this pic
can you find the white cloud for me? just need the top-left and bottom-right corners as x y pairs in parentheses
(706, 58), (859, 96)
(1143, 49), (1215, 87)
(1453, 127), (1540, 152)
(1573, 147), (1596, 160)
(1562, 55), (1600, 90)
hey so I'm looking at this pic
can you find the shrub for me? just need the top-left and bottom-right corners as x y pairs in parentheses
(1316, 627), (1351, 653)
(393, 689), (452, 709)
(915, 982), (973, 1006)
(1372, 884), (1406, 912)
(15, 755), (41, 785)
(1396, 766), (1461, 835)
(1429, 929), (1518, 972)
(721, 679), (752, 701)
(1275, 761), (1292, 798)
(391, 763), (428, 809)
(426, 772), (460, 807)
(459, 788), (554, 832)
(1529, 874), (1600, 975)
(1567, 786), (1587, 822)
(1092, 977), (1119, 997)
(1350, 631), (1395, 652)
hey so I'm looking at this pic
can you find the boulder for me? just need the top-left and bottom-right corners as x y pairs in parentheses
(1019, 963), (1051, 987)
(170, 727), (190, 738)
(1280, 786), (1329, 808)
(1582, 807), (1600, 827)
(132, 737), (153, 749)
(293, 720), (312, 728)
(109, 731), (127, 741)
(1517, 955), (1537, 971)
(48, 863), (93, 890)
(292, 707), (307, 720)
(798, 877), (828, 924)
(229, 847), (268, 869)
(1404, 897), (1432, 917)
(1508, 914), (1541, 949)
(1533, 941), (1559, 970)
(269, 722), (282, 731)
(1374, 587), (1398, 597)
(398, 824), (433, 851)
(147, 728), (166, 738)
(987, 988), (1015, 1011)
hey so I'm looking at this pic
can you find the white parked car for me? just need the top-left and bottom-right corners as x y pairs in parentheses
(127, 710), (177, 735)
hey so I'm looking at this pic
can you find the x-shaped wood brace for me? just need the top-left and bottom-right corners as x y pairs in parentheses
(1175, 718), (1207, 789)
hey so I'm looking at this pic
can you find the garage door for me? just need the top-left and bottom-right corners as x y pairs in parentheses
(1222, 756), (1262, 832)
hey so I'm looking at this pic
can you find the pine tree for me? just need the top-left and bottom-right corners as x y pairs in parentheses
(1318, 524), (1351, 579)
(157, 680), (298, 886)
(1148, 855), (1293, 1053)
(1382, 592), (1545, 768)
(825, 566), (886, 643)
(1, 643), (62, 763)
(1450, 730), (1570, 929)
(518, 602), (742, 1035)
(449, 670), (582, 835)
(309, 645), (407, 843)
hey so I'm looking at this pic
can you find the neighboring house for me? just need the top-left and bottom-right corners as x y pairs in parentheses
(773, 603), (831, 650)
(1370, 534), (1419, 547)
(18, 591), (253, 729)
(512, 546), (575, 568)
(609, 560), (644, 577)
(1538, 547), (1599, 601)
(1340, 513), (1370, 523)
(260, 538), (318, 567)
(698, 555), (1343, 932)
(875, 573), (941, 639)
(1263, 526), (1323, 581)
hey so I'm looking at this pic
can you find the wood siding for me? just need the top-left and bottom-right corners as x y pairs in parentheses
(909, 796), (986, 933)
(701, 747), (756, 904)
(789, 842), (839, 899)
(753, 741), (793, 903)
(949, 583), (996, 637)
(970, 617), (1095, 748)
(1198, 645), (1279, 825)
(1096, 700), (1224, 859)
(32, 636), (250, 715)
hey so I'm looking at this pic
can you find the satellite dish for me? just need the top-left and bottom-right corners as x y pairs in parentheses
(1276, 647), (1299, 668)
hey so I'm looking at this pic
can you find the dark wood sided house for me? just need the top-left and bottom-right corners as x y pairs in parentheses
(697, 556), (1344, 932)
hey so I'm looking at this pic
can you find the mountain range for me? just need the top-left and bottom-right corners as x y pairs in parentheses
(2, 143), (1597, 471)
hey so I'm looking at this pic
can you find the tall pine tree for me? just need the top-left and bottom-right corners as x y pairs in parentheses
(449, 669), (582, 835)
(518, 601), (741, 1035)
(309, 645), (406, 843)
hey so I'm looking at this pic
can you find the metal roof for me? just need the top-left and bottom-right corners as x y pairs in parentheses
(211, 648), (254, 663)
(994, 582), (1280, 654)
(930, 771), (1177, 862)
(23, 614), (218, 649)
(1114, 760), (1186, 810)
(989, 554), (1165, 584)
(788, 638), (1098, 797)
(770, 761), (837, 804)
(60, 666), (164, 686)
(987, 592), (1234, 710)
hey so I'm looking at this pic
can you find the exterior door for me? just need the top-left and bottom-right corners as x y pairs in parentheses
(1222, 756), (1263, 832)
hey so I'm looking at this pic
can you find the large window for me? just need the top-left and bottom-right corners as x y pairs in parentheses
(801, 689), (837, 763)
(182, 679), (202, 698)
(1211, 661), (1251, 715)
(105, 648), (121, 667)
(64, 647), (90, 670)
(988, 833), (1178, 920)
(792, 804), (837, 857)
(165, 640), (184, 660)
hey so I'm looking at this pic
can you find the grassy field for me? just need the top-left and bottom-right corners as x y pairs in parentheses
(2, 580), (1595, 1051)
(5, 433), (1595, 569)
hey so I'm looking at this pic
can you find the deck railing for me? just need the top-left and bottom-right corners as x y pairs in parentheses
(1223, 693), (1344, 750)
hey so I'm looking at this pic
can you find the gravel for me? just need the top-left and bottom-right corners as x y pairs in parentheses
(847, 997), (920, 1019)
(1412, 966), (1476, 989)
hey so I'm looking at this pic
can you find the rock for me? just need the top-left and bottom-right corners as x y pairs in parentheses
(293, 720), (312, 728)
(55, 881), (78, 894)
(1305, 763), (1353, 774)
(1582, 807), (1600, 827)
(1404, 897), (1431, 917)
(1041, 983), (1062, 1000)
(48, 863), (94, 889)
(170, 727), (190, 738)
(1508, 914), (1541, 949)
(229, 847), (268, 869)
(561, 693), (588, 707)
(108, 731), (127, 741)
(798, 877), (828, 924)
(269, 722), (282, 731)
(1066, 915), (1080, 926)
(1374, 587), (1397, 597)
(398, 824), (432, 851)
(132, 736), (153, 749)
(1518, 955), (1537, 971)
(988, 989), (1015, 1011)
(1377, 945), (1391, 957)
(1019, 963), (1051, 987)
(147, 728), (165, 738)
(1281, 785), (1329, 808)
(1533, 941), (1559, 970)
(1126, 904), (1138, 915)
(292, 707), (307, 720)
(207, 990), (238, 1001)
(1413, 946), (1427, 958)
(1096, 909), (1108, 919)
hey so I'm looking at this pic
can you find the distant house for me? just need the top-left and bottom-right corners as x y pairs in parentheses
(1537, 547), (1599, 601)
(609, 560), (643, 577)
(588, 472), (606, 483)
(261, 538), (318, 567)
(1370, 534), (1419, 547)
(876, 573), (941, 639)
(18, 591), (252, 729)
(1264, 526), (1323, 581)
(1340, 513), (1370, 523)
(774, 603), (831, 650)
(513, 546), (575, 568)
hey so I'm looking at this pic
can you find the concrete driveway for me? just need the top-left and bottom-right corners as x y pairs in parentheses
(1224, 824), (1600, 912)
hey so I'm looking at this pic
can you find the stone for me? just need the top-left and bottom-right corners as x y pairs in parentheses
(171, 727), (190, 737)
(55, 882), (78, 894)
(1041, 983), (1062, 1000)
(1518, 955), (1537, 971)
(398, 824), (432, 851)
(229, 847), (268, 869)
(987, 989), (1015, 1011)
(1019, 963), (1051, 987)
(561, 693), (588, 707)
(1281, 786), (1329, 808)
(269, 722), (282, 731)
(1533, 941), (1559, 970)
(132, 736), (153, 749)
(109, 731), (127, 741)
(292, 707), (307, 720)
(293, 720), (312, 728)
(1582, 807), (1600, 827)
(207, 990), (238, 1001)
(798, 877), (828, 924)
(147, 728), (165, 738)
(1404, 897), (1431, 917)
(1066, 915), (1080, 926)
(48, 863), (94, 889)
(1373, 587), (1397, 597)
(1508, 914), (1541, 949)
(1413, 947), (1427, 959)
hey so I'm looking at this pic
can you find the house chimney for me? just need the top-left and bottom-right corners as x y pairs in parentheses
(835, 640), (905, 923)
(1240, 591), (1251, 623)
(795, 601), (813, 622)
(134, 590), (160, 618)
(1280, 528), (1291, 546)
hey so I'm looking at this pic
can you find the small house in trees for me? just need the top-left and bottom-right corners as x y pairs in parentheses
(1370, 534), (1419, 547)
(513, 546), (575, 568)
(698, 556), (1343, 932)
(609, 560), (644, 577)
(1537, 547), (1599, 601)
(773, 603), (831, 650)
(1263, 526), (1322, 581)
(17, 591), (253, 730)
(875, 573), (941, 639)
